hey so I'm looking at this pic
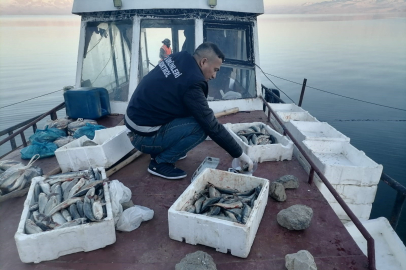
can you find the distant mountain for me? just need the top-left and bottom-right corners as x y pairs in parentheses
(266, 0), (406, 14)
(0, 0), (73, 15)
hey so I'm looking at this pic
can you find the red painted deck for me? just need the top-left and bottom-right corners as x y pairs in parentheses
(0, 111), (368, 270)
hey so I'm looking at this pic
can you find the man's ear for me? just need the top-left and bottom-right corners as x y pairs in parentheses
(200, 57), (208, 67)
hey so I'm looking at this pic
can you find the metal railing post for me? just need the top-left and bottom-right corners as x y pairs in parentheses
(298, 78), (307, 107)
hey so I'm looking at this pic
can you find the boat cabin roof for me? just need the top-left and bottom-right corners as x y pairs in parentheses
(72, 0), (264, 15)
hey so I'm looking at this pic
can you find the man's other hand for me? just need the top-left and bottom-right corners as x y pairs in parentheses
(238, 152), (253, 172)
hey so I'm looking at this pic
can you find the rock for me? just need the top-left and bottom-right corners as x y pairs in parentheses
(276, 175), (299, 189)
(285, 250), (317, 270)
(269, 182), (286, 201)
(277, 204), (313, 230)
(175, 251), (217, 270)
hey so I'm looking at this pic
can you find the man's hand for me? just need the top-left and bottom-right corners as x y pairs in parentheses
(238, 152), (253, 172)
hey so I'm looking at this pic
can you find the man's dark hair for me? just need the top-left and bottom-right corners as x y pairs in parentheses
(194, 42), (225, 62)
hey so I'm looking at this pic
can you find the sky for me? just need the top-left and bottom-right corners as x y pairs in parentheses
(0, 0), (405, 15)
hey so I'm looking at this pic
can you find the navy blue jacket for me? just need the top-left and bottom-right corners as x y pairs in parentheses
(126, 51), (242, 158)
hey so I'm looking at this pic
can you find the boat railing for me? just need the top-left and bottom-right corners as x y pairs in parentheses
(259, 92), (376, 270)
(261, 84), (406, 230)
(381, 173), (406, 230)
(0, 102), (66, 159)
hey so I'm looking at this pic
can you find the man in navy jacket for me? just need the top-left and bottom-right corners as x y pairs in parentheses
(125, 42), (253, 180)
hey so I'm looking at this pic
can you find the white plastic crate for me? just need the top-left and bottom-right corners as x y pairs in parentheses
(329, 202), (372, 222)
(312, 176), (378, 205)
(302, 140), (383, 186)
(345, 217), (406, 270)
(225, 122), (293, 163)
(287, 121), (350, 147)
(55, 126), (134, 172)
(168, 168), (270, 258)
(14, 169), (115, 263)
(265, 103), (318, 134)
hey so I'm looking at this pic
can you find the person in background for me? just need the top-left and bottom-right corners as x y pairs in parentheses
(125, 42), (253, 180)
(159, 38), (172, 62)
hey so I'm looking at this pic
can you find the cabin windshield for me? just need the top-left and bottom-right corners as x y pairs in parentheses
(139, 19), (195, 80)
(81, 20), (133, 102)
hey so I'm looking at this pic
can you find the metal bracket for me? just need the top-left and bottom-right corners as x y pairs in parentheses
(191, 157), (220, 182)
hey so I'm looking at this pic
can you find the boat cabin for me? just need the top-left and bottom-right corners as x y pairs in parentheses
(72, 0), (264, 114)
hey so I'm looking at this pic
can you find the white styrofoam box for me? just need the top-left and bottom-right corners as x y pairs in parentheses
(329, 202), (372, 222)
(268, 103), (306, 113)
(15, 170), (115, 263)
(312, 176), (378, 205)
(287, 121), (350, 146)
(302, 140), (383, 186)
(265, 103), (307, 134)
(168, 168), (269, 258)
(225, 122), (293, 163)
(55, 126), (134, 172)
(345, 217), (406, 270)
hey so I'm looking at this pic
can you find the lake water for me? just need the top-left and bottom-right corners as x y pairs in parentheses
(0, 14), (405, 242)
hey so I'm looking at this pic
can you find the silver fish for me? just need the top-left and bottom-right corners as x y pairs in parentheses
(54, 218), (86, 230)
(63, 178), (79, 201)
(211, 201), (243, 209)
(0, 160), (21, 171)
(194, 196), (206, 214)
(52, 212), (67, 225)
(84, 188), (96, 221)
(201, 197), (222, 213)
(25, 219), (43, 234)
(183, 204), (196, 213)
(72, 180), (104, 197)
(38, 193), (48, 214)
(0, 165), (25, 189)
(39, 181), (51, 195)
(224, 210), (239, 222)
(209, 186), (221, 198)
(33, 183), (41, 203)
(241, 204), (252, 224)
(61, 209), (72, 222)
(94, 168), (102, 180)
(76, 200), (84, 217)
(67, 178), (86, 199)
(47, 196), (84, 217)
(69, 204), (81, 220)
(92, 199), (104, 220)
(29, 203), (39, 212)
(44, 195), (59, 216)
(61, 181), (70, 193)
(239, 135), (249, 144)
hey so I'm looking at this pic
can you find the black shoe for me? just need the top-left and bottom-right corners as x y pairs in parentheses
(148, 160), (187, 180)
(150, 154), (187, 161)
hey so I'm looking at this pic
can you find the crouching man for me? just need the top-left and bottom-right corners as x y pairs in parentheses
(125, 42), (253, 180)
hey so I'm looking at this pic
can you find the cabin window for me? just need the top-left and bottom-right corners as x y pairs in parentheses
(81, 20), (132, 102)
(139, 19), (195, 79)
(204, 22), (256, 100)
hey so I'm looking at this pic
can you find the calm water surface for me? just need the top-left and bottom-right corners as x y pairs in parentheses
(0, 14), (405, 242)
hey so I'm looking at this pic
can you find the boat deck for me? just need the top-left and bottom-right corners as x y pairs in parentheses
(0, 111), (369, 270)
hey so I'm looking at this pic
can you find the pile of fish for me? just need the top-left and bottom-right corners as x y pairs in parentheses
(182, 182), (262, 224)
(25, 168), (107, 234)
(0, 159), (42, 196)
(235, 124), (277, 146)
